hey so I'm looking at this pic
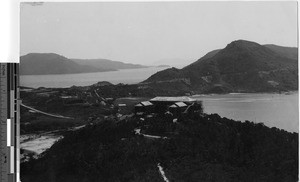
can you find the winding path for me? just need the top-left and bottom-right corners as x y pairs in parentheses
(134, 129), (168, 139)
(158, 163), (170, 182)
(134, 129), (170, 180)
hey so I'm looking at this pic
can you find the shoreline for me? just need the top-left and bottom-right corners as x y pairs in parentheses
(20, 81), (298, 96)
(191, 90), (298, 97)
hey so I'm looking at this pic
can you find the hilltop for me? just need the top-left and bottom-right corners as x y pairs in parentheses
(20, 53), (113, 75)
(143, 40), (298, 94)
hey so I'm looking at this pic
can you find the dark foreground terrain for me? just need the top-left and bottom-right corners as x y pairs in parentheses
(20, 81), (299, 182)
(21, 112), (298, 182)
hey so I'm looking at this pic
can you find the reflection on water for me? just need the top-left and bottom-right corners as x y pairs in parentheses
(193, 92), (299, 133)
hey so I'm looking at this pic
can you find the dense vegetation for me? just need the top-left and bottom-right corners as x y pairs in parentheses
(20, 39), (298, 181)
(20, 83), (192, 134)
(21, 113), (298, 182)
(20, 87), (117, 134)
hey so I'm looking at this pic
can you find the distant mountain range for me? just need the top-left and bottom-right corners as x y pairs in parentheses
(20, 53), (148, 75)
(143, 40), (298, 93)
(72, 58), (147, 70)
(151, 58), (190, 68)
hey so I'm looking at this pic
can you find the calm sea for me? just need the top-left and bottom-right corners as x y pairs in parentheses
(20, 68), (298, 133)
(20, 67), (167, 88)
(192, 93), (299, 133)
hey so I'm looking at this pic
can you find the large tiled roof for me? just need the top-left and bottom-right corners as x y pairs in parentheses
(150, 96), (196, 102)
(135, 101), (153, 107)
(170, 102), (187, 108)
(141, 101), (153, 106)
(175, 102), (187, 107)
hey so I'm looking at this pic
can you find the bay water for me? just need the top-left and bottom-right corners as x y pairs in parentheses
(20, 68), (298, 132)
(193, 93), (298, 133)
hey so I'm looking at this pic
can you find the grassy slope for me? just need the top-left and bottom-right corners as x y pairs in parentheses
(144, 40), (298, 93)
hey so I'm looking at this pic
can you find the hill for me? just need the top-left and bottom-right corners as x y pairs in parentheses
(143, 40), (298, 93)
(20, 53), (114, 75)
(21, 114), (298, 182)
(72, 58), (148, 70)
(264, 44), (298, 60)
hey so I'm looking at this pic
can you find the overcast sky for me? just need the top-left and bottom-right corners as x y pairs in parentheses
(21, 1), (298, 66)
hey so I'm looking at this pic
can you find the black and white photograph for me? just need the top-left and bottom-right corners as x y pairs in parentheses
(19, 1), (298, 182)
